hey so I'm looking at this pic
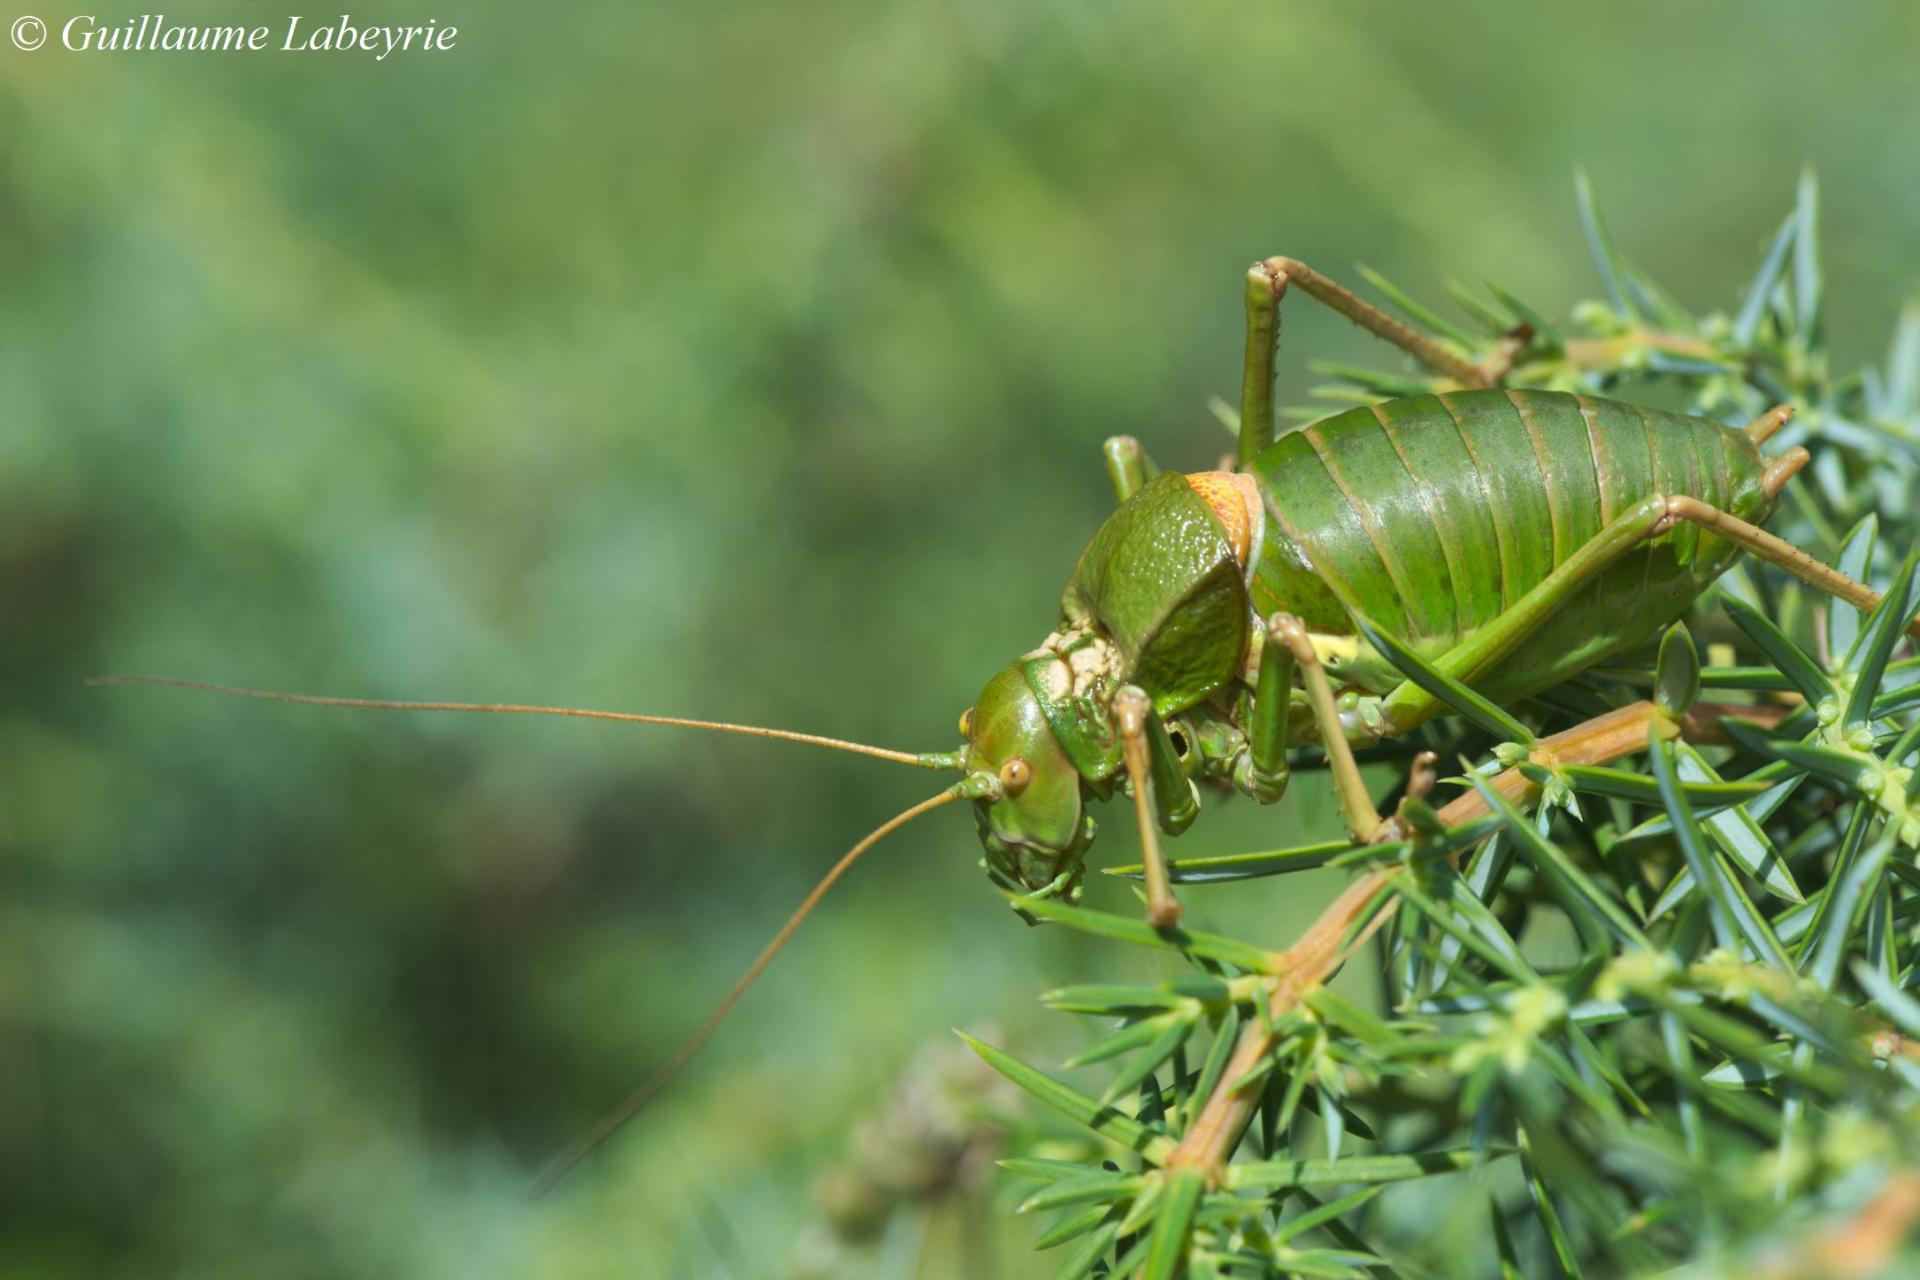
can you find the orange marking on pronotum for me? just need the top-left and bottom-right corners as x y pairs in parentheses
(1184, 470), (1259, 565)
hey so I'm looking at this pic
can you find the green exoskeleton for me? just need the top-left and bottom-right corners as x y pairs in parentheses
(101, 254), (1920, 1188)
(956, 256), (1911, 932)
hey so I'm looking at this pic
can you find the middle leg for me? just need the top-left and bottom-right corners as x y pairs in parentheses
(1274, 613), (1396, 844)
(1113, 685), (1199, 927)
(1102, 435), (1157, 505)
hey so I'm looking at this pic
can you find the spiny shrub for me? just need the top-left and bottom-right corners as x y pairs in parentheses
(970, 177), (1920, 1279)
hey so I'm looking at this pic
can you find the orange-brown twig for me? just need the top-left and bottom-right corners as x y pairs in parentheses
(1166, 698), (1787, 1178)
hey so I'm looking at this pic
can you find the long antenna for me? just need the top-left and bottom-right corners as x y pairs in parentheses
(87, 675), (951, 769)
(529, 784), (965, 1196)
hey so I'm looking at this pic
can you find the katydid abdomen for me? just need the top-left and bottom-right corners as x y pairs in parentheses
(1243, 389), (1777, 705)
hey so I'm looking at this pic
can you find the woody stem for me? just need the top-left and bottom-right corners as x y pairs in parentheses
(1165, 698), (1787, 1177)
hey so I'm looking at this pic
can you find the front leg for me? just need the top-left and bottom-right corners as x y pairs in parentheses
(1112, 685), (1199, 927)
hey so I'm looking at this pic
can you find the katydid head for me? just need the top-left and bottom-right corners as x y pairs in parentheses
(958, 661), (1096, 897)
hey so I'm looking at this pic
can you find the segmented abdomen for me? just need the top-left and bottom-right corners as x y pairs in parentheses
(1246, 389), (1773, 694)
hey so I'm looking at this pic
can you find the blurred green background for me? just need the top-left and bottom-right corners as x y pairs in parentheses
(6, 1), (1919, 1275)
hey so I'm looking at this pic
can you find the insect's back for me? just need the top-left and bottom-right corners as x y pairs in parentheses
(1246, 389), (1776, 701)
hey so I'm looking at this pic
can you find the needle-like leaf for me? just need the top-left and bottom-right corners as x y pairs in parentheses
(1474, 774), (1651, 950)
(1005, 894), (1275, 972)
(1224, 1148), (1502, 1192)
(1139, 1170), (1206, 1280)
(958, 1032), (1175, 1164)
(1355, 615), (1535, 746)
(1826, 514), (1879, 662)
(1734, 211), (1798, 345)
(1721, 592), (1832, 704)
(1575, 169), (1633, 323)
(1842, 550), (1920, 725)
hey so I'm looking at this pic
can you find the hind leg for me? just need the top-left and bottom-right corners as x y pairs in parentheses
(1238, 257), (1498, 467)
(1373, 468), (1919, 739)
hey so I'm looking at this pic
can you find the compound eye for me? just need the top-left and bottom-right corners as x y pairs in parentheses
(958, 708), (974, 739)
(998, 757), (1032, 795)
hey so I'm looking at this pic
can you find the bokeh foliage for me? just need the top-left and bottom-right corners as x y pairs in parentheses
(6, 2), (1920, 1276)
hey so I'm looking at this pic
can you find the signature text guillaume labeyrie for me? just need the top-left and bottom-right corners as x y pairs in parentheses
(61, 15), (457, 59)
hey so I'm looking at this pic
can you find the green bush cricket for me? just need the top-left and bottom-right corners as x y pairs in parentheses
(98, 250), (1920, 1191)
